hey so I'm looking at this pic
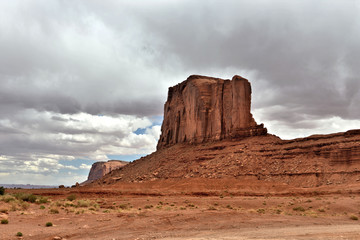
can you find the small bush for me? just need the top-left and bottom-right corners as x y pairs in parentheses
(14, 193), (37, 203)
(1, 219), (9, 224)
(318, 208), (325, 212)
(118, 204), (128, 210)
(77, 200), (91, 208)
(2, 195), (15, 203)
(350, 215), (358, 221)
(49, 208), (59, 214)
(16, 232), (23, 237)
(37, 197), (48, 204)
(67, 194), (76, 201)
(257, 208), (265, 214)
(144, 205), (153, 209)
(21, 202), (30, 210)
(293, 206), (305, 212)
(0, 186), (5, 195)
(40, 205), (46, 210)
(45, 222), (53, 227)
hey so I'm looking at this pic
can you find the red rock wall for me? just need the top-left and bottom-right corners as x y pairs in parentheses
(157, 75), (267, 149)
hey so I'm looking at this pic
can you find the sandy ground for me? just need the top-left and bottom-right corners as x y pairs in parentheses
(1, 181), (360, 240)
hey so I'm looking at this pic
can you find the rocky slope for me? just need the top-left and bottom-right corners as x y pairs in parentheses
(99, 130), (360, 187)
(95, 75), (360, 188)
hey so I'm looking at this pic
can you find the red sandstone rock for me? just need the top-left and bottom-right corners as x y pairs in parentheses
(82, 160), (128, 185)
(157, 75), (267, 149)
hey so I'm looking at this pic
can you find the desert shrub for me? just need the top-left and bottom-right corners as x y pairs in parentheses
(10, 203), (17, 211)
(318, 208), (325, 212)
(118, 204), (128, 210)
(16, 232), (23, 237)
(40, 205), (46, 210)
(208, 206), (217, 210)
(77, 200), (91, 208)
(14, 193), (37, 203)
(0, 186), (5, 195)
(45, 222), (53, 227)
(37, 196), (48, 204)
(1, 219), (9, 224)
(350, 215), (358, 221)
(257, 208), (265, 214)
(2, 195), (15, 203)
(293, 206), (305, 212)
(59, 185), (65, 188)
(144, 205), (153, 209)
(49, 208), (59, 214)
(67, 194), (76, 201)
(21, 202), (30, 210)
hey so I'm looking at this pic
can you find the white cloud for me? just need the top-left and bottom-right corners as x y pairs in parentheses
(0, 0), (359, 185)
(79, 164), (92, 170)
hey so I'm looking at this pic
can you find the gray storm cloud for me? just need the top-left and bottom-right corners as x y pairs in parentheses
(0, 0), (359, 184)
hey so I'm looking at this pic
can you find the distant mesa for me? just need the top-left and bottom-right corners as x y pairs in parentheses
(82, 160), (128, 185)
(157, 75), (267, 149)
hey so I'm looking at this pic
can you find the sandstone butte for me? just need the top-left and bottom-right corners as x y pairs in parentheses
(82, 160), (128, 185)
(157, 75), (267, 149)
(94, 75), (360, 188)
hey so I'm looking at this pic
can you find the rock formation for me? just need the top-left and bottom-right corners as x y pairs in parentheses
(93, 74), (360, 188)
(83, 160), (128, 185)
(157, 75), (267, 149)
(102, 129), (360, 187)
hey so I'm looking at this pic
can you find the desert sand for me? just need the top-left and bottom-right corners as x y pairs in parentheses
(1, 179), (360, 240)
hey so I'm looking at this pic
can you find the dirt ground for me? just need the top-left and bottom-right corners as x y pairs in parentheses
(1, 179), (360, 240)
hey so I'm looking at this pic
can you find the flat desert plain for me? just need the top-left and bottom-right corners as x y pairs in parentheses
(1, 179), (360, 240)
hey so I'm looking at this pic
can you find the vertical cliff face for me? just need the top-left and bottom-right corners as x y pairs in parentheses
(157, 75), (267, 149)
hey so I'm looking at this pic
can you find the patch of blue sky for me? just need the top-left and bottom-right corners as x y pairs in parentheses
(134, 115), (163, 135)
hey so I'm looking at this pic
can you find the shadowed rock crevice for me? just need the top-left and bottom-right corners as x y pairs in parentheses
(157, 75), (267, 149)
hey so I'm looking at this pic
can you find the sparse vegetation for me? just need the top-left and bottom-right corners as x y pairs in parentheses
(1, 195), (15, 203)
(1, 219), (9, 224)
(21, 201), (30, 210)
(37, 196), (49, 204)
(257, 208), (265, 214)
(0, 186), (5, 195)
(67, 194), (77, 201)
(49, 208), (59, 214)
(40, 205), (46, 210)
(350, 215), (358, 221)
(144, 205), (153, 209)
(45, 222), (53, 227)
(318, 208), (325, 212)
(77, 199), (92, 208)
(13, 193), (37, 203)
(16, 232), (23, 237)
(118, 204), (128, 210)
(293, 206), (305, 212)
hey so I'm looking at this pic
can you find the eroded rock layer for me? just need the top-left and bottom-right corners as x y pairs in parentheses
(102, 130), (360, 187)
(157, 75), (267, 149)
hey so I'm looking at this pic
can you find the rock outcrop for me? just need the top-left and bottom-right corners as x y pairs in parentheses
(83, 160), (128, 185)
(103, 129), (360, 187)
(157, 75), (267, 149)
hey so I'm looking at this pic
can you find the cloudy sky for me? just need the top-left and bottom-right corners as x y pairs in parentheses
(1, 0), (360, 186)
